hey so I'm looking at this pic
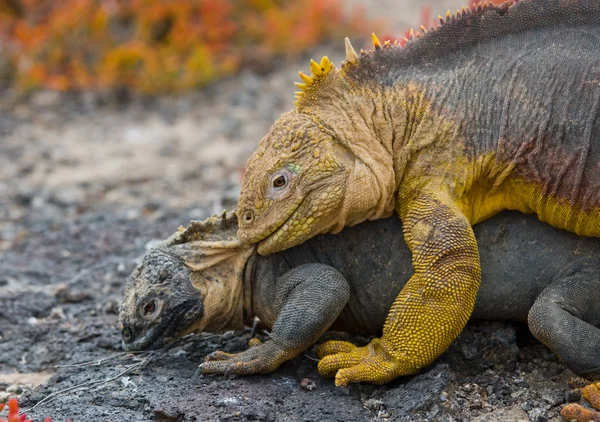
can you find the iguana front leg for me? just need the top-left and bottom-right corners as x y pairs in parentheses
(196, 263), (350, 377)
(318, 192), (480, 385)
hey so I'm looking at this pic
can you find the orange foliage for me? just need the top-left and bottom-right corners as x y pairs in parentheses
(0, 0), (374, 93)
(0, 397), (70, 422)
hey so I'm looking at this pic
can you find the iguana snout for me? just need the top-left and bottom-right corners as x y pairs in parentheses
(119, 248), (204, 351)
(237, 111), (350, 255)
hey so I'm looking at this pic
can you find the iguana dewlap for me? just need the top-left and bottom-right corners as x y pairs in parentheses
(118, 211), (600, 421)
(236, 0), (600, 386)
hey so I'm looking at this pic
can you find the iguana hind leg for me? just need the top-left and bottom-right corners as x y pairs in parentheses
(527, 270), (600, 421)
(317, 192), (481, 386)
(196, 264), (350, 377)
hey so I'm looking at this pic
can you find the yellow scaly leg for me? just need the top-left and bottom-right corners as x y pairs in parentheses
(317, 191), (481, 385)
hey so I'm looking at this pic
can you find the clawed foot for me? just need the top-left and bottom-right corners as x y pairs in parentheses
(561, 380), (600, 421)
(195, 338), (291, 379)
(316, 338), (413, 386)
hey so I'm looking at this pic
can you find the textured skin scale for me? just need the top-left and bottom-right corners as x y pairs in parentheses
(237, 0), (600, 386)
(119, 211), (600, 421)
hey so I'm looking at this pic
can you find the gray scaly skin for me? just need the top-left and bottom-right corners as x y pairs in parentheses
(118, 211), (600, 420)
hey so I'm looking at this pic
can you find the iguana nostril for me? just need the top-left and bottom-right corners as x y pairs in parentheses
(122, 327), (133, 342)
(243, 210), (253, 224)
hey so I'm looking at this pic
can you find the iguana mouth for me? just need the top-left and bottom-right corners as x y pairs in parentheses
(257, 195), (306, 254)
(125, 317), (182, 351)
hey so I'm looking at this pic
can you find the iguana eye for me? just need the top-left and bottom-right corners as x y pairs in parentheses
(141, 299), (161, 320)
(144, 301), (155, 314)
(266, 168), (294, 199)
(272, 175), (287, 189)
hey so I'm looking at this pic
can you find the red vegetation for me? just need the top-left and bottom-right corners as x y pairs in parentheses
(0, 398), (32, 422)
(0, 398), (70, 422)
(0, 0), (374, 93)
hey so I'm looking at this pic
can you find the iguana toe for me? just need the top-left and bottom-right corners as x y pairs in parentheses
(583, 382), (600, 410)
(204, 350), (237, 362)
(198, 360), (260, 376)
(316, 340), (359, 358)
(560, 404), (600, 421)
(196, 340), (291, 378)
(561, 382), (600, 421)
(317, 350), (368, 378)
(204, 338), (263, 362)
(317, 338), (411, 385)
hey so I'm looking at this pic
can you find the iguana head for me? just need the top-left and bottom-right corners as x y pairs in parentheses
(119, 247), (200, 350)
(238, 44), (399, 255)
(237, 109), (352, 254)
(119, 212), (254, 350)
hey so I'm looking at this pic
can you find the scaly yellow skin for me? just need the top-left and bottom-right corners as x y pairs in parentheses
(318, 190), (481, 385)
(238, 2), (600, 386)
(561, 382), (600, 422)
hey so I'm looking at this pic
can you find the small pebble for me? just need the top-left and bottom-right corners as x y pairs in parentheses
(300, 378), (316, 391)
(49, 307), (66, 320)
(6, 385), (22, 394)
(0, 392), (10, 403)
(541, 391), (564, 407)
(362, 398), (384, 411)
(528, 407), (548, 422)
(513, 377), (529, 388)
(521, 401), (533, 412)
(470, 399), (483, 409)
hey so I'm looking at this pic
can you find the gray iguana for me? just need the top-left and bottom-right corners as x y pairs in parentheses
(119, 211), (600, 421)
(235, 0), (600, 387)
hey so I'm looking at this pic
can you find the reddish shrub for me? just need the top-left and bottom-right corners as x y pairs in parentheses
(0, 0), (376, 93)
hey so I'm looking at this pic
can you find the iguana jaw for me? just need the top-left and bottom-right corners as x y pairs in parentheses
(124, 301), (200, 351)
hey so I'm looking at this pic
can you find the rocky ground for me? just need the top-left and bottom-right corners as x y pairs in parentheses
(0, 0), (595, 420)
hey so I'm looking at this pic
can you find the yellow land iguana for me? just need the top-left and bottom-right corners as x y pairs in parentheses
(235, 0), (600, 388)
